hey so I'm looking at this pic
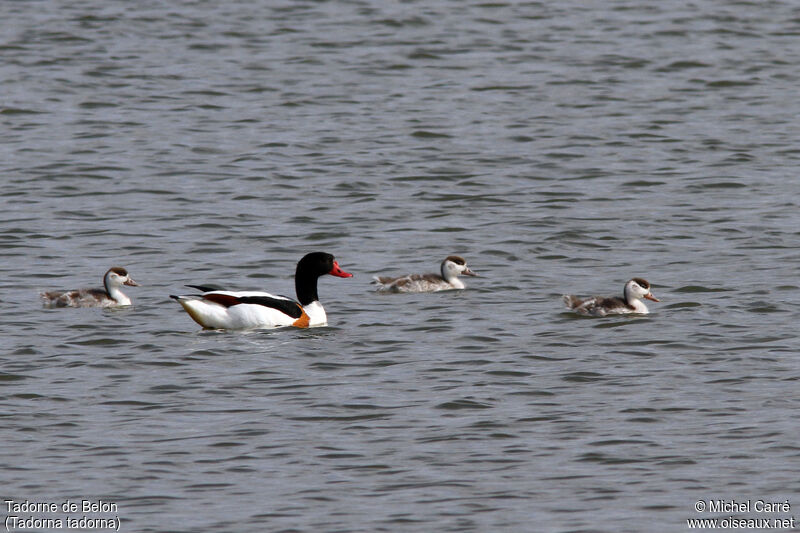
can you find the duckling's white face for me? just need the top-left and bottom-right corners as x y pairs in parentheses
(443, 260), (463, 277)
(442, 256), (477, 278)
(626, 278), (658, 301)
(106, 268), (139, 287)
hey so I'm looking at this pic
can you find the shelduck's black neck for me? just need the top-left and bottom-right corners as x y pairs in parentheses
(295, 271), (320, 306)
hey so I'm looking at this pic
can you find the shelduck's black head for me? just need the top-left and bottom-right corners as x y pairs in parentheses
(294, 252), (352, 305)
(296, 252), (352, 279)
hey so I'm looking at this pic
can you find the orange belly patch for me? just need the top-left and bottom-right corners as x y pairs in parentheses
(292, 306), (310, 328)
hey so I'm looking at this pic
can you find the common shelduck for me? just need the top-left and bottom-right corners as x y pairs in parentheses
(563, 278), (660, 316)
(372, 255), (477, 293)
(41, 267), (139, 308)
(171, 252), (352, 329)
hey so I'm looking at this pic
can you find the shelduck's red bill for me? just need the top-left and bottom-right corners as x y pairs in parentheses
(125, 278), (140, 286)
(644, 292), (659, 302)
(329, 261), (353, 278)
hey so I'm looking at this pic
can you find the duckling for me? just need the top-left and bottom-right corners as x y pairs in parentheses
(563, 278), (659, 316)
(41, 267), (139, 308)
(373, 255), (477, 293)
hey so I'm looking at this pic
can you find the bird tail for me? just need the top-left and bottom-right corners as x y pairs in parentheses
(562, 294), (582, 309)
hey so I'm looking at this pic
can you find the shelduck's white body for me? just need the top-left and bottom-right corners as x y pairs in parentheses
(563, 278), (660, 316)
(373, 255), (477, 293)
(171, 252), (351, 330)
(175, 291), (326, 329)
(41, 267), (139, 308)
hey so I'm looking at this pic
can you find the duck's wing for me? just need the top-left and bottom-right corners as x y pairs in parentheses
(577, 296), (631, 315)
(198, 291), (304, 319)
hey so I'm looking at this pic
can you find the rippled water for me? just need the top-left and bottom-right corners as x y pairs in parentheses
(2, 1), (799, 532)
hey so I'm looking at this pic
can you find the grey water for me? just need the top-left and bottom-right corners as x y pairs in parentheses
(1, 1), (799, 532)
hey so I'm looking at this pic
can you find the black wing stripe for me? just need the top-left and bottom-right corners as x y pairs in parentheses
(237, 296), (303, 318)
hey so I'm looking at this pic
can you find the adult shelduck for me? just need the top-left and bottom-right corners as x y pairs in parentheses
(372, 255), (477, 293)
(563, 278), (660, 316)
(41, 267), (139, 307)
(171, 252), (352, 329)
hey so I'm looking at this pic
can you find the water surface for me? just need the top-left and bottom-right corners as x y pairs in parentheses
(1, 1), (799, 532)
